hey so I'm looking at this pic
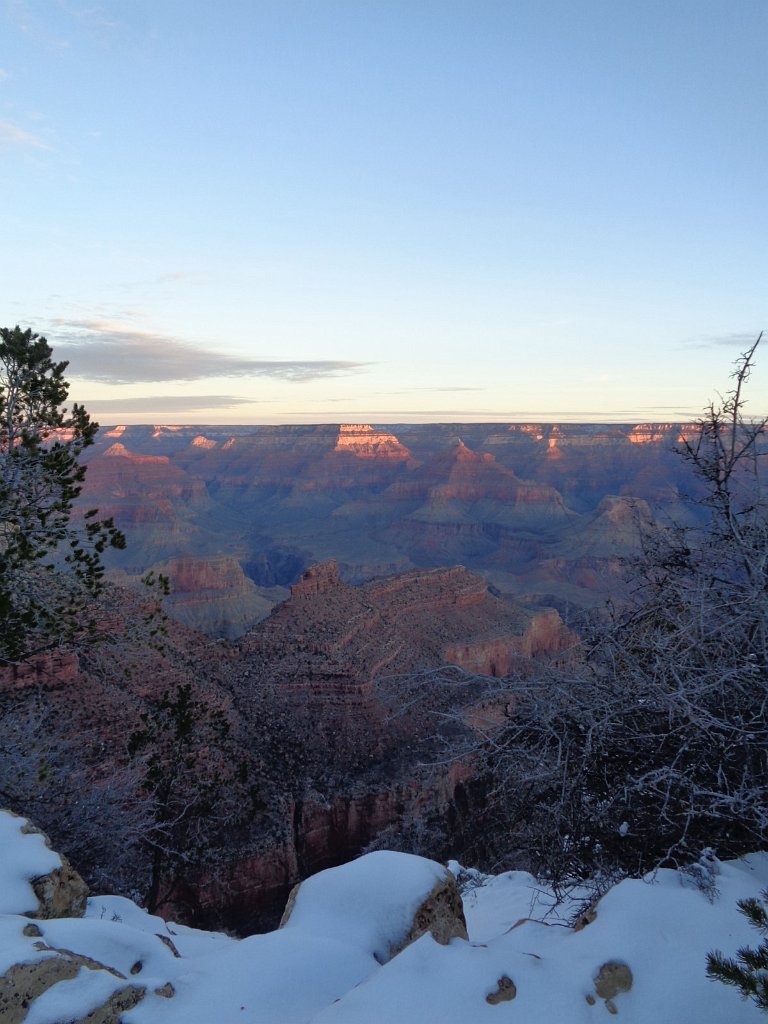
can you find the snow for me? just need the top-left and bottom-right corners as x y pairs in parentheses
(0, 809), (61, 915)
(452, 862), (591, 940)
(312, 855), (768, 1023)
(127, 929), (375, 1024)
(281, 849), (449, 962)
(1, 809), (767, 1024)
(85, 895), (236, 957)
(0, 914), (53, 975)
(35, 915), (180, 979)
(25, 970), (130, 1024)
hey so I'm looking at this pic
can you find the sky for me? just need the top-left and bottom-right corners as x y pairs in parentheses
(1, 0), (766, 425)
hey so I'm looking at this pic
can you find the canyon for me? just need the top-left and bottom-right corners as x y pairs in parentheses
(0, 421), (710, 932)
(78, 422), (698, 636)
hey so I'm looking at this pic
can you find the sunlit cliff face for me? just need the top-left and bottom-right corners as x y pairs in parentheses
(507, 425), (545, 441)
(628, 424), (678, 444)
(546, 427), (565, 459)
(677, 427), (701, 445)
(151, 425), (186, 439)
(192, 435), (217, 449)
(102, 442), (170, 465)
(626, 424), (701, 446)
(38, 427), (78, 444)
(333, 424), (412, 460)
(103, 425), (127, 438)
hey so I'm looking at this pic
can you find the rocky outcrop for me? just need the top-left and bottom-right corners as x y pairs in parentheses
(27, 857), (89, 921)
(444, 608), (574, 676)
(191, 434), (217, 449)
(149, 556), (287, 639)
(388, 869), (468, 957)
(238, 561), (573, 698)
(333, 424), (412, 460)
(2, 958), (81, 1024)
(290, 559), (343, 600)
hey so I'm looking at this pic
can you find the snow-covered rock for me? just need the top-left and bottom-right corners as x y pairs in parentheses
(280, 850), (468, 963)
(0, 810), (88, 919)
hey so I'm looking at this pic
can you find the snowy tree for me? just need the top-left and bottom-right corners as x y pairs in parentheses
(127, 683), (264, 913)
(0, 694), (152, 895)
(482, 337), (767, 884)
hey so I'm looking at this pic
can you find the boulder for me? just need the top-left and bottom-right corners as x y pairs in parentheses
(21, 820), (90, 919)
(592, 960), (633, 1015)
(280, 850), (468, 964)
(0, 810), (88, 919)
(0, 936), (146, 1024)
(388, 869), (469, 959)
(485, 974), (517, 1004)
(594, 959), (633, 1000)
(0, 957), (144, 1024)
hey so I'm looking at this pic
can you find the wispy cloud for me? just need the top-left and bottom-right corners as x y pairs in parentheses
(51, 319), (372, 384)
(7, 0), (122, 48)
(152, 271), (205, 286)
(117, 271), (207, 291)
(0, 69), (10, 81)
(0, 119), (51, 149)
(344, 387), (485, 400)
(685, 331), (762, 350)
(79, 395), (258, 415)
(68, 4), (124, 42)
(336, 408), (704, 421)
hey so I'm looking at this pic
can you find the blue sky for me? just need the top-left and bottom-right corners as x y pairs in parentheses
(2, 0), (765, 423)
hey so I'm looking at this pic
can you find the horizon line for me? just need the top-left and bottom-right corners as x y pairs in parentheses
(90, 418), (709, 429)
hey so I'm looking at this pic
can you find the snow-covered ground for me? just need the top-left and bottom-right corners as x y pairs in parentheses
(1, 808), (766, 1023)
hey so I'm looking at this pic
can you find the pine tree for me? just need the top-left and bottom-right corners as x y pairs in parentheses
(707, 889), (768, 1011)
(0, 325), (125, 662)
